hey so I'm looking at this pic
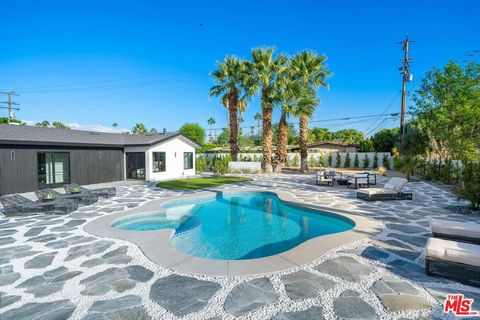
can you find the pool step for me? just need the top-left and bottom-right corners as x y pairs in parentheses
(171, 216), (201, 238)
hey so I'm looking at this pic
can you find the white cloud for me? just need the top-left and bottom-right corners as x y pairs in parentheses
(21, 120), (129, 133)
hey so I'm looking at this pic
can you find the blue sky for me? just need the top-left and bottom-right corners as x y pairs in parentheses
(1, 0), (479, 135)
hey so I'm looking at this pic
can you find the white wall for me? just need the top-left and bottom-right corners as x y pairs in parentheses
(124, 137), (196, 181)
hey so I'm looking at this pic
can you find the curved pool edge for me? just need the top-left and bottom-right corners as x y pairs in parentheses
(84, 188), (383, 276)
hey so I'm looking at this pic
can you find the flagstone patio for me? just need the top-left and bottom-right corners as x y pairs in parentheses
(0, 174), (479, 319)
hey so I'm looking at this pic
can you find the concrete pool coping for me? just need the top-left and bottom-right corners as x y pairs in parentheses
(84, 188), (383, 276)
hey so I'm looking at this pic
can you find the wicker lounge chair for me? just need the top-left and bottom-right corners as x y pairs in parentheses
(35, 188), (98, 205)
(64, 183), (116, 198)
(431, 220), (480, 245)
(356, 177), (412, 201)
(316, 171), (333, 186)
(425, 237), (480, 287)
(0, 194), (78, 216)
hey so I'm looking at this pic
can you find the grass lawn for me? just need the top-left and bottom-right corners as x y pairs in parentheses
(156, 176), (253, 190)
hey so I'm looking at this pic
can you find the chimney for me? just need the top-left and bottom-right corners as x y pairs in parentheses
(163, 128), (166, 135)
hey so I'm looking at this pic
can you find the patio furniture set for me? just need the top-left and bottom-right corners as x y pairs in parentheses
(316, 170), (376, 188)
(426, 220), (480, 287)
(0, 183), (116, 216)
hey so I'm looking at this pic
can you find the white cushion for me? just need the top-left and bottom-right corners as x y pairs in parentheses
(387, 177), (408, 192)
(431, 220), (480, 240)
(357, 188), (397, 195)
(426, 237), (480, 267)
(384, 183), (395, 190)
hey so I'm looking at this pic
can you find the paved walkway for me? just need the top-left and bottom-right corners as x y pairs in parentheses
(0, 175), (479, 319)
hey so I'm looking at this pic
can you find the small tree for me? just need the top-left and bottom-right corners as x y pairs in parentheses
(213, 155), (231, 176)
(309, 154), (315, 167)
(363, 154), (370, 168)
(382, 154), (391, 169)
(293, 155), (299, 167)
(195, 157), (207, 173)
(335, 153), (341, 168)
(285, 155), (290, 167)
(460, 160), (480, 211)
(327, 153), (333, 167)
(372, 152), (379, 168)
(354, 154), (360, 168)
(344, 153), (351, 168)
(318, 153), (324, 167)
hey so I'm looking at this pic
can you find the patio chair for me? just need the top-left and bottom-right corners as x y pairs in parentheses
(316, 171), (333, 186)
(0, 194), (78, 216)
(364, 171), (377, 185)
(431, 220), (480, 245)
(356, 177), (412, 201)
(35, 188), (98, 205)
(425, 237), (480, 287)
(64, 183), (116, 198)
(347, 173), (370, 189)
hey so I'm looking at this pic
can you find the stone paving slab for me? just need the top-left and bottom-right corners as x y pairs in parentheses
(314, 256), (374, 282)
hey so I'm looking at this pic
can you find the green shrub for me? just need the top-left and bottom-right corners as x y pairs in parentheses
(344, 153), (351, 168)
(318, 154), (324, 167)
(372, 152), (379, 168)
(309, 154), (315, 167)
(382, 154), (391, 169)
(363, 154), (370, 168)
(393, 155), (416, 180)
(285, 156), (290, 167)
(354, 154), (359, 168)
(293, 155), (299, 167)
(195, 157), (207, 173)
(459, 160), (480, 211)
(327, 153), (333, 167)
(213, 155), (231, 176)
(335, 153), (341, 168)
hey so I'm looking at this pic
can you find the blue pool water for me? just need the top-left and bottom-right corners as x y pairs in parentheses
(111, 192), (354, 260)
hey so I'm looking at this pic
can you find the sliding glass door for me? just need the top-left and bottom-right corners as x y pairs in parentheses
(38, 152), (70, 187)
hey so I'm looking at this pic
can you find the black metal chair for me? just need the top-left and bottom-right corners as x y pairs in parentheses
(35, 188), (98, 205)
(64, 183), (116, 198)
(0, 194), (78, 216)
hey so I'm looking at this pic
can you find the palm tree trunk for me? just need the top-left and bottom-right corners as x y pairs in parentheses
(274, 111), (288, 173)
(228, 90), (239, 161)
(262, 94), (273, 173)
(299, 113), (309, 172)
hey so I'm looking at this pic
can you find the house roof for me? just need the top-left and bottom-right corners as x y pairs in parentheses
(0, 124), (201, 148)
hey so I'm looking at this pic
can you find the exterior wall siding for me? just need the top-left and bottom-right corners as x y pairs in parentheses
(0, 145), (124, 195)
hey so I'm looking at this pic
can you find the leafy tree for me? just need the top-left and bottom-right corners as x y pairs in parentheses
(335, 152), (341, 168)
(382, 154), (391, 169)
(359, 138), (375, 152)
(308, 127), (335, 143)
(327, 152), (333, 167)
(0, 117), (22, 124)
(344, 153), (351, 167)
(292, 154), (299, 167)
(210, 56), (252, 161)
(35, 120), (50, 127)
(179, 122), (205, 144)
(52, 121), (70, 129)
(131, 123), (148, 134)
(309, 154), (315, 167)
(353, 154), (360, 168)
(460, 159), (480, 210)
(372, 128), (399, 152)
(217, 128), (230, 145)
(318, 153), (324, 167)
(333, 129), (364, 144)
(112, 123), (118, 128)
(412, 61), (480, 161)
(250, 47), (287, 173)
(290, 51), (331, 172)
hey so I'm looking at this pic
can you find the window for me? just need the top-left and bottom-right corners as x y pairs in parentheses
(38, 152), (70, 187)
(152, 152), (166, 172)
(184, 152), (193, 170)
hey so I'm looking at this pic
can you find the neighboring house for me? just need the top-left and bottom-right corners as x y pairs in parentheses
(0, 124), (200, 195)
(289, 141), (358, 153)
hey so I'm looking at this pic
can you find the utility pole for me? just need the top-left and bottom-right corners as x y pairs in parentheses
(398, 34), (413, 136)
(0, 91), (20, 123)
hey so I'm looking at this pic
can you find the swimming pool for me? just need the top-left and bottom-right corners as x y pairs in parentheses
(111, 192), (354, 260)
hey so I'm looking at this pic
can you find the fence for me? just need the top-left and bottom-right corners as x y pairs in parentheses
(198, 152), (393, 169)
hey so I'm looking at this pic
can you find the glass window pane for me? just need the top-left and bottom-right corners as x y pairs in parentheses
(152, 152), (166, 172)
(184, 152), (193, 170)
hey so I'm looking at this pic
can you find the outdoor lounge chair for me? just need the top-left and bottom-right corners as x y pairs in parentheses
(356, 177), (412, 201)
(64, 183), (116, 198)
(316, 171), (333, 186)
(0, 194), (78, 216)
(431, 220), (480, 245)
(347, 173), (370, 189)
(35, 188), (98, 205)
(425, 237), (480, 287)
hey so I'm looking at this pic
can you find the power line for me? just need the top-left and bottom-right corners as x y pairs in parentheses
(0, 91), (20, 122)
(362, 91), (402, 135)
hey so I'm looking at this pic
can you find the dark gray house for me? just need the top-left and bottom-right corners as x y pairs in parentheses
(0, 124), (200, 195)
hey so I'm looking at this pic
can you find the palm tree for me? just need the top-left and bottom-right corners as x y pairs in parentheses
(207, 117), (216, 141)
(254, 112), (262, 135)
(250, 47), (287, 173)
(210, 57), (252, 161)
(290, 51), (331, 172)
(112, 123), (118, 129)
